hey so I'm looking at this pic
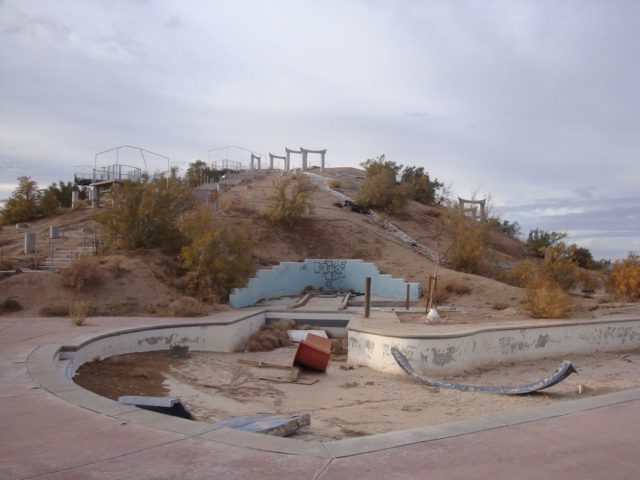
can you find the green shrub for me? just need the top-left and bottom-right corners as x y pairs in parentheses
(0, 176), (61, 225)
(400, 166), (441, 205)
(607, 252), (640, 301)
(94, 170), (194, 250)
(267, 175), (316, 226)
(526, 228), (567, 258)
(356, 156), (407, 215)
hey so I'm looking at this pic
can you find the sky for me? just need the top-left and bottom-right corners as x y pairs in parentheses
(1, 0), (638, 259)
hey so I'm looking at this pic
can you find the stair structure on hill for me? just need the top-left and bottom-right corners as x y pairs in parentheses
(40, 227), (101, 270)
(230, 259), (421, 308)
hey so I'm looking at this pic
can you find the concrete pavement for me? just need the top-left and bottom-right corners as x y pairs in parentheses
(1, 315), (639, 479)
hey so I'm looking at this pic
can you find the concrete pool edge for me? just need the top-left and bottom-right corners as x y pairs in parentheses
(26, 312), (640, 459)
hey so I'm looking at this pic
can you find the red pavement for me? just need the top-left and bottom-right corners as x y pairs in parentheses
(1, 316), (639, 479)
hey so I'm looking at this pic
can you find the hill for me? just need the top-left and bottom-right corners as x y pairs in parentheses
(0, 167), (632, 320)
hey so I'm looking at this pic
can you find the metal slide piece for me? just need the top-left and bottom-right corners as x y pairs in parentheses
(390, 347), (577, 395)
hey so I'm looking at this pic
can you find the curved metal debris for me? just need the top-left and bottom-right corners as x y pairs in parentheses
(390, 347), (577, 395)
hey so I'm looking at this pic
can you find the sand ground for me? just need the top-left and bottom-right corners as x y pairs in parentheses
(75, 346), (640, 441)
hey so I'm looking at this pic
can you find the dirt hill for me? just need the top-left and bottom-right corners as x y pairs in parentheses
(0, 167), (628, 319)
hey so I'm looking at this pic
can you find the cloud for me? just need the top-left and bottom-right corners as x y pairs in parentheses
(0, 0), (638, 258)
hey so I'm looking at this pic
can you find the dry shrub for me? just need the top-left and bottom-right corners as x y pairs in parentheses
(523, 281), (573, 319)
(69, 300), (90, 326)
(509, 259), (539, 287)
(62, 255), (106, 291)
(268, 175), (316, 226)
(0, 298), (22, 314)
(328, 178), (342, 189)
(448, 211), (488, 274)
(40, 304), (70, 316)
(247, 319), (295, 352)
(168, 296), (205, 317)
(607, 252), (640, 301)
(444, 279), (471, 296)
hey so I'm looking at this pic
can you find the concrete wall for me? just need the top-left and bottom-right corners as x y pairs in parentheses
(230, 259), (421, 308)
(60, 313), (267, 378)
(348, 318), (640, 375)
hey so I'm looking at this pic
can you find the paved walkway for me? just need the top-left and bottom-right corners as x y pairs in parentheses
(1, 316), (639, 479)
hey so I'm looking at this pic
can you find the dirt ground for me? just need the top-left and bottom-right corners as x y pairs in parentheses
(74, 346), (640, 441)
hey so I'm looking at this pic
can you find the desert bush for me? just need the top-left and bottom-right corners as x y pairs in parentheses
(247, 319), (295, 352)
(607, 252), (640, 301)
(268, 175), (316, 226)
(0, 298), (22, 314)
(185, 160), (219, 187)
(526, 228), (567, 258)
(179, 205), (255, 302)
(168, 297), (205, 317)
(0, 176), (61, 225)
(45, 181), (85, 208)
(509, 259), (539, 287)
(578, 270), (600, 292)
(61, 255), (106, 291)
(356, 156), (407, 215)
(39, 304), (70, 316)
(448, 211), (488, 274)
(444, 279), (472, 296)
(94, 170), (195, 251)
(400, 166), (442, 205)
(510, 244), (579, 291)
(69, 300), (90, 326)
(522, 281), (573, 318)
(328, 178), (342, 189)
(542, 244), (579, 291)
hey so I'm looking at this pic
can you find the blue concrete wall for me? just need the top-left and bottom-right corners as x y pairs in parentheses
(230, 259), (421, 308)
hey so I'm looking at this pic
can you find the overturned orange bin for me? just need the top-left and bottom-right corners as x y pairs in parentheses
(293, 333), (332, 372)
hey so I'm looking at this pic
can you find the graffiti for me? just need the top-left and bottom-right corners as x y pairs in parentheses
(314, 260), (347, 289)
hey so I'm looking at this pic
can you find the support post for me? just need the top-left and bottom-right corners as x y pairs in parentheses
(364, 276), (371, 318)
(405, 283), (410, 310)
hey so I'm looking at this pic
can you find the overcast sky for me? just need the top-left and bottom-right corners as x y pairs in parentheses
(1, 0), (638, 259)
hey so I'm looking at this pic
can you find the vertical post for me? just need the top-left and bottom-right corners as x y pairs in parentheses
(432, 276), (438, 309)
(426, 276), (433, 312)
(405, 283), (410, 310)
(364, 276), (371, 318)
(71, 190), (79, 208)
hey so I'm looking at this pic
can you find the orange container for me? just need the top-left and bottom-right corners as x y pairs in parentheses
(293, 333), (332, 372)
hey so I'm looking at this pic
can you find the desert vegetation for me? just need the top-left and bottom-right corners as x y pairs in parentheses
(606, 252), (640, 301)
(179, 205), (255, 302)
(0, 177), (60, 224)
(94, 170), (194, 251)
(267, 174), (316, 226)
(356, 156), (444, 216)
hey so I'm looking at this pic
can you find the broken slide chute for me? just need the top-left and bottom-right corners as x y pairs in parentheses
(390, 347), (577, 395)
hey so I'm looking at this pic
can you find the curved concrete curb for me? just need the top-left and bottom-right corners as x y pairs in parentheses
(25, 315), (640, 459)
